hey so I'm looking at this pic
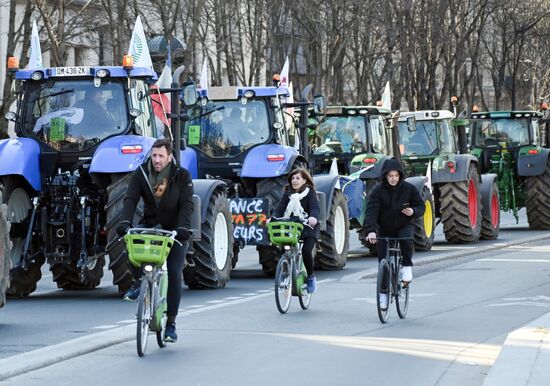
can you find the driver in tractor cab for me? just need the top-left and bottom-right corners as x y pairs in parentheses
(364, 158), (425, 309)
(71, 87), (117, 139)
(116, 138), (194, 343)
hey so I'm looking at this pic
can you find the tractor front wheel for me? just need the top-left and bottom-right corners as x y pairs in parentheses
(526, 159), (550, 229)
(413, 187), (435, 251)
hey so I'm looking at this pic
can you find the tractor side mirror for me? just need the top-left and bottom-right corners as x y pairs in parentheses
(182, 81), (198, 106)
(4, 111), (17, 122)
(313, 94), (325, 115)
(407, 116), (416, 132)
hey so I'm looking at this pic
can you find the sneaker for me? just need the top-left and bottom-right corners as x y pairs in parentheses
(164, 322), (177, 343)
(306, 275), (317, 293)
(379, 293), (388, 310)
(401, 266), (413, 282)
(123, 284), (140, 301)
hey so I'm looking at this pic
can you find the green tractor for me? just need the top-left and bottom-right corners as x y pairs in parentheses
(397, 110), (500, 249)
(468, 110), (550, 228)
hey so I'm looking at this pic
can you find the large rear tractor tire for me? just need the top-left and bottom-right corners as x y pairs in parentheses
(256, 176), (287, 276)
(413, 187), (435, 251)
(316, 190), (349, 270)
(481, 180), (500, 239)
(0, 193), (11, 308)
(105, 174), (142, 293)
(1, 177), (44, 298)
(439, 164), (482, 243)
(526, 159), (550, 229)
(186, 190), (233, 289)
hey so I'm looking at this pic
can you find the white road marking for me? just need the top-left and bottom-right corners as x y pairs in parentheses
(223, 296), (243, 300)
(93, 325), (119, 330)
(115, 320), (135, 324)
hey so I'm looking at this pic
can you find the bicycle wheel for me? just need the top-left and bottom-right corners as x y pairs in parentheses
(376, 259), (391, 323)
(274, 256), (292, 314)
(136, 279), (151, 357)
(396, 260), (410, 319)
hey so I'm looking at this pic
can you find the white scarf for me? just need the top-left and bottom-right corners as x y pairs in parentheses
(284, 187), (310, 220)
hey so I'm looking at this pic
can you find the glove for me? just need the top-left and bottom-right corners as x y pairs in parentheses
(176, 227), (191, 242)
(116, 221), (132, 237)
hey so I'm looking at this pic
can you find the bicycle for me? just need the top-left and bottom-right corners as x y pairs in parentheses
(123, 227), (178, 357)
(267, 219), (312, 314)
(376, 237), (411, 323)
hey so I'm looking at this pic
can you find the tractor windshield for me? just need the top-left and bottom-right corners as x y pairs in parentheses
(21, 79), (128, 151)
(313, 116), (367, 155)
(187, 100), (270, 158)
(398, 120), (450, 156)
(472, 118), (531, 147)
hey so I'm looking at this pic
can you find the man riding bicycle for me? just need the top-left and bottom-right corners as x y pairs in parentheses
(117, 138), (194, 343)
(364, 158), (425, 306)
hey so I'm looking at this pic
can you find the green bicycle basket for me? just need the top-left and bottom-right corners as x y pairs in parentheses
(267, 221), (304, 246)
(124, 233), (175, 267)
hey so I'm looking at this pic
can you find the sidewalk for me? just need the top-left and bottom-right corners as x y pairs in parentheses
(482, 311), (550, 386)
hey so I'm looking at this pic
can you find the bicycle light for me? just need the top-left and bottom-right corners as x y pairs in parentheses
(143, 264), (154, 273)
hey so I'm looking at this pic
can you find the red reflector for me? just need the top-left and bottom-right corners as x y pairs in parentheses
(449, 167), (456, 174)
(121, 145), (143, 154)
(267, 154), (285, 162)
(447, 161), (455, 169)
(362, 158), (377, 164)
(528, 149), (539, 155)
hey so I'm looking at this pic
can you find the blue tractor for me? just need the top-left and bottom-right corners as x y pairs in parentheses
(183, 81), (350, 274)
(0, 58), (225, 296)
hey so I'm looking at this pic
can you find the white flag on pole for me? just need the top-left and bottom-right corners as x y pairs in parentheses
(28, 21), (43, 69)
(199, 57), (209, 91)
(279, 56), (289, 88)
(381, 81), (391, 110)
(128, 16), (153, 70)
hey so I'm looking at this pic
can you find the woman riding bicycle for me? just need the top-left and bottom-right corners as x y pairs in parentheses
(365, 158), (425, 290)
(271, 168), (320, 293)
(116, 138), (194, 343)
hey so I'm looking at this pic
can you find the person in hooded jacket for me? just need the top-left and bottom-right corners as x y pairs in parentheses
(364, 158), (425, 307)
(116, 138), (194, 343)
(270, 168), (320, 293)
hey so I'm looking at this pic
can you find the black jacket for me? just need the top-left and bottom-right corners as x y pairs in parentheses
(272, 186), (321, 239)
(121, 158), (194, 230)
(364, 158), (424, 234)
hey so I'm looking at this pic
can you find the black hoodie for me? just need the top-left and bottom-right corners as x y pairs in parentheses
(364, 158), (425, 234)
(120, 157), (194, 230)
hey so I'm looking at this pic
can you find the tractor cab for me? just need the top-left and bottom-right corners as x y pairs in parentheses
(398, 110), (457, 177)
(310, 106), (392, 175)
(6, 61), (158, 171)
(185, 85), (295, 181)
(469, 111), (542, 171)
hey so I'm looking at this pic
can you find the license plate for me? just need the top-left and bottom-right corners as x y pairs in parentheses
(53, 66), (90, 76)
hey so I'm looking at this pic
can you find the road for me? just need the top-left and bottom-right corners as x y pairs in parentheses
(1, 210), (549, 385)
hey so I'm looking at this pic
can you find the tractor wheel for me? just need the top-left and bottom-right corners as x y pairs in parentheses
(186, 190), (233, 289)
(256, 175), (287, 276)
(105, 174), (142, 293)
(439, 164), (482, 243)
(526, 159), (550, 229)
(481, 180), (500, 239)
(413, 186), (435, 251)
(357, 228), (377, 256)
(316, 190), (349, 270)
(1, 177), (44, 298)
(50, 255), (105, 290)
(0, 192), (11, 308)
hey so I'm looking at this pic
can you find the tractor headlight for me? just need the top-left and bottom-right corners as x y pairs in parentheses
(96, 69), (109, 78)
(31, 71), (43, 80)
